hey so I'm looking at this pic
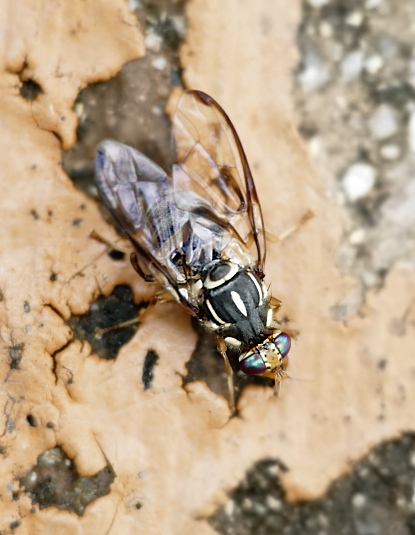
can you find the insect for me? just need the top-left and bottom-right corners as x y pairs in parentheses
(95, 90), (292, 412)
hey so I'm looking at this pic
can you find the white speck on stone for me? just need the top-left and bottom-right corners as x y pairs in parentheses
(170, 15), (186, 38)
(145, 32), (163, 53)
(396, 496), (407, 509)
(365, 0), (383, 8)
(224, 500), (235, 517)
(349, 228), (366, 245)
(352, 493), (366, 508)
(381, 180), (415, 226)
(266, 464), (280, 477)
(342, 163), (377, 201)
(151, 106), (162, 116)
(335, 95), (347, 111)
(408, 49), (415, 88)
(379, 36), (398, 59)
(307, 0), (330, 6)
(128, 0), (141, 10)
(75, 102), (84, 118)
(329, 42), (344, 62)
(298, 50), (330, 92)
(379, 143), (400, 161)
(152, 56), (167, 71)
(319, 21), (333, 38)
(242, 498), (253, 511)
(346, 11), (364, 27)
(409, 451), (415, 469)
(28, 471), (38, 484)
(369, 104), (398, 139)
(308, 135), (322, 157)
(364, 54), (383, 74)
(266, 495), (282, 511)
(363, 270), (380, 287)
(408, 111), (415, 152)
(341, 50), (364, 81)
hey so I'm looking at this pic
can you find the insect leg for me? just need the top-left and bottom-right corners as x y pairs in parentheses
(89, 229), (132, 254)
(269, 296), (281, 312)
(265, 209), (314, 245)
(130, 252), (155, 283)
(95, 290), (177, 338)
(216, 337), (236, 414)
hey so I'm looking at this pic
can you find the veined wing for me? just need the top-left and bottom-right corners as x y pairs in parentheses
(95, 140), (201, 314)
(172, 90), (266, 276)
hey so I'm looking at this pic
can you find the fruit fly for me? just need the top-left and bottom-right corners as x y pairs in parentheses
(95, 90), (291, 412)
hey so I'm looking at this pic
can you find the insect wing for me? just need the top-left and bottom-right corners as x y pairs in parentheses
(95, 141), (197, 312)
(172, 90), (266, 274)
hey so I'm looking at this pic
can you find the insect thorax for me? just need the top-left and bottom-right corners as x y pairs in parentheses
(200, 260), (271, 347)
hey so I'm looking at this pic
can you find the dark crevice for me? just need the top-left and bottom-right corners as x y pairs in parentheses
(142, 349), (159, 390)
(20, 78), (42, 101)
(50, 338), (73, 385)
(26, 414), (38, 427)
(45, 302), (66, 322)
(8, 344), (24, 370)
(67, 285), (144, 360)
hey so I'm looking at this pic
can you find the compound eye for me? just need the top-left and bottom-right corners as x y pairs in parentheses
(275, 332), (291, 358)
(239, 352), (267, 376)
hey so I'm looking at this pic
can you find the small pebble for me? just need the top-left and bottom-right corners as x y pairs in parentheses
(369, 104), (398, 139)
(352, 493), (366, 508)
(380, 144), (400, 161)
(364, 55), (383, 74)
(145, 32), (163, 53)
(308, 135), (322, 157)
(266, 495), (282, 511)
(341, 50), (364, 81)
(342, 163), (377, 201)
(346, 11), (364, 27)
(365, 0), (383, 8)
(152, 56), (167, 71)
(408, 111), (415, 152)
(307, 0), (330, 6)
(224, 500), (235, 517)
(298, 51), (330, 91)
(349, 228), (366, 245)
(319, 21), (333, 38)
(128, 0), (141, 9)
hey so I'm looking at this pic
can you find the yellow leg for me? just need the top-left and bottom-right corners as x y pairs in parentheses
(216, 337), (236, 415)
(89, 229), (132, 254)
(95, 291), (175, 337)
(266, 209), (314, 245)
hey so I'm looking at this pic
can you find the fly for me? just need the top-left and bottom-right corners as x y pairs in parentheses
(95, 90), (293, 413)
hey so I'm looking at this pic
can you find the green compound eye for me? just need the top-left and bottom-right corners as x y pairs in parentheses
(274, 332), (291, 358)
(239, 352), (267, 376)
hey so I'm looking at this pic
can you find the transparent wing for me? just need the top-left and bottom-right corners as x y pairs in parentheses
(172, 90), (266, 275)
(95, 140), (199, 314)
